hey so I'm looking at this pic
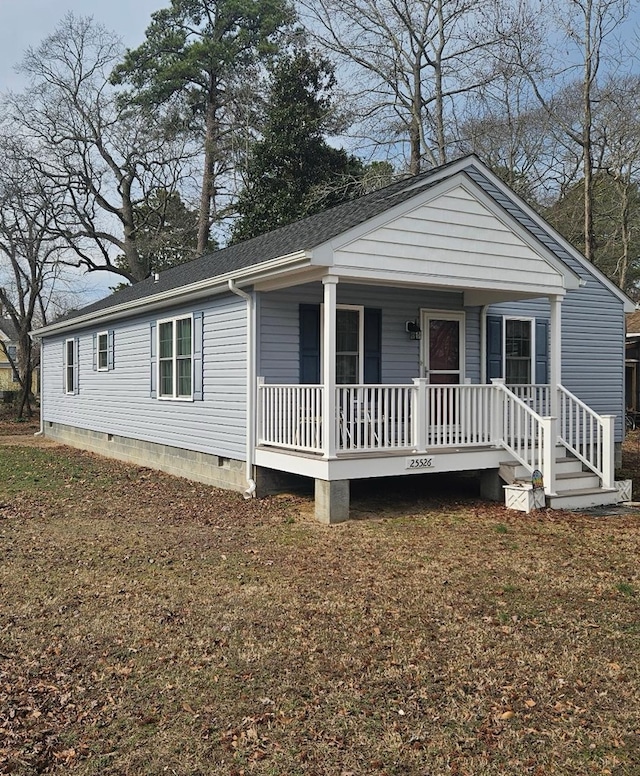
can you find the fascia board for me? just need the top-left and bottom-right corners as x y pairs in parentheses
(33, 251), (311, 337)
(463, 160), (636, 313)
(311, 171), (581, 291)
(333, 265), (566, 297)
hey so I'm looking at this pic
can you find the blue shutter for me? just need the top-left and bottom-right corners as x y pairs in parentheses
(364, 308), (382, 384)
(73, 337), (79, 394)
(486, 315), (503, 381)
(299, 304), (320, 384)
(535, 319), (549, 384)
(150, 322), (157, 398)
(92, 333), (97, 371)
(62, 340), (67, 392)
(193, 312), (203, 400)
(108, 330), (115, 370)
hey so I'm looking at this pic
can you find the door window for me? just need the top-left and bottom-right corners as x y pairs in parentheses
(422, 313), (464, 384)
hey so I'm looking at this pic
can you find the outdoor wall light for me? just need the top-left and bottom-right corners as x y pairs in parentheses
(405, 319), (421, 340)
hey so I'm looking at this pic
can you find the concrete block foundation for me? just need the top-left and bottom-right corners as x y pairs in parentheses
(43, 421), (247, 492)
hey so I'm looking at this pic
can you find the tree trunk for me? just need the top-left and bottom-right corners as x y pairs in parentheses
(582, 0), (595, 263)
(409, 62), (422, 175)
(197, 88), (218, 255)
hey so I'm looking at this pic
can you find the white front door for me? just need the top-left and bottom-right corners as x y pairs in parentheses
(420, 311), (465, 384)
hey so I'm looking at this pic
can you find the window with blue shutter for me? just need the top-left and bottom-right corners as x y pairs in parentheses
(299, 304), (382, 383)
(485, 315), (549, 384)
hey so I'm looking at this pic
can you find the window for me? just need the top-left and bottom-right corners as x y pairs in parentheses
(336, 306), (363, 384)
(7, 345), (18, 383)
(93, 330), (114, 371)
(158, 315), (192, 399)
(97, 332), (108, 371)
(505, 318), (533, 384)
(65, 338), (76, 394)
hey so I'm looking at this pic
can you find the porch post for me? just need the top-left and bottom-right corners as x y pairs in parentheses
(322, 275), (338, 458)
(549, 294), (562, 420)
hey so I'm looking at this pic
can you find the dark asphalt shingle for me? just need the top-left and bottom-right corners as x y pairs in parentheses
(62, 168), (448, 322)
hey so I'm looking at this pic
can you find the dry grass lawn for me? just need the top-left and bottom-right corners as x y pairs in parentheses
(1, 418), (639, 774)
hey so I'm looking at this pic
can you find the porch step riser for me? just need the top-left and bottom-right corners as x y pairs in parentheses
(556, 473), (602, 491)
(499, 459), (586, 485)
(547, 489), (622, 510)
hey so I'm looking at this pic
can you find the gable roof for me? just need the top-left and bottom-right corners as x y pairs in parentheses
(0, 318), (17, 342)
(34, 154), (635, 336)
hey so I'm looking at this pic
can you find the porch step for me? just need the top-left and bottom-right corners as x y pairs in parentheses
(547, 487), (622, 511)
(499, 456), (584, 485)
(555, 471), (602, 491)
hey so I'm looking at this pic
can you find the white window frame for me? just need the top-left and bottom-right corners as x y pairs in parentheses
(96, 331), (109, 372)
(157, 314), (194, 401)
(320, 304), (365, 384)
(420, 310), (466, 382)
(504, 316), (535, 385)
(64, 338), (76, 394)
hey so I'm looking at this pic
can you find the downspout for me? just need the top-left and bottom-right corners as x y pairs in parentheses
(228, 279), (256, 499)
(33, 335), (44, 437)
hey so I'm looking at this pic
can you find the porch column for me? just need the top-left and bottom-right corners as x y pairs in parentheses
(322, 275), (339, 458)
(549, 294), (562, 419)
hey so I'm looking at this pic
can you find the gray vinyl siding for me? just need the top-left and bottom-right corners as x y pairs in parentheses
(41, 294), (247, 459)
(259, 283), (481, 384)
(472, 167), (626, 440)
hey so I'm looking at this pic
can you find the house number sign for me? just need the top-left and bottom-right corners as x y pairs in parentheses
(405, 456), (435, 470)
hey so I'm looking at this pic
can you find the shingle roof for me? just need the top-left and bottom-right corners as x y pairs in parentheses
(61, 165), (456, 323)
(44, 152), (634, 329)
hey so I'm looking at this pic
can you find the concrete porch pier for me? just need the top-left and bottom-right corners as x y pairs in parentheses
(315, 479), (350, 524)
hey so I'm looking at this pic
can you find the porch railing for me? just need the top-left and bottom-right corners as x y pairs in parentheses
(336, 385), (413, 451)
(558, 385), (614, 489)
(493, 381), (552, 490)
(256, 379), (615, 493)
(258, 383), (324, 452)
(508, 384), (551, 416)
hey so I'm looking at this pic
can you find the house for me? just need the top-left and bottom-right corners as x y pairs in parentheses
(32, 155), (634, 522)
(625, 311), (640, 413)
(0, 318), (20, 395)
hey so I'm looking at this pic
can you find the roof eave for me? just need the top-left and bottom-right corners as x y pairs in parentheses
(32, 250), (312, 337)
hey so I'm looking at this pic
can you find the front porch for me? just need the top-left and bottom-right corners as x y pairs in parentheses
(255, 380), (618, 521)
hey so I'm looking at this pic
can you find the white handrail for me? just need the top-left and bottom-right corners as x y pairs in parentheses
(558, 385), (614, 488)
(493, 381), (551, 490)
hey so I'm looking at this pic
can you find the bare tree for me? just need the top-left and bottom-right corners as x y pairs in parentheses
(299, 0), (519, 173)
(508, 0), (631, 262)
(0, 141), (65, 418)
(5, 14), (196, 284)
(593, 75), (640, 292)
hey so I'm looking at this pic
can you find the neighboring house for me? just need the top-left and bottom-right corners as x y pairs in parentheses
(33, 156), (634, 522)
(625, 310), (640, 412)
(0, 318), (20, 393)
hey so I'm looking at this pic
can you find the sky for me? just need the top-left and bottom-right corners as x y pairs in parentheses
(0, 0), (167, 303)
(0, 0), (162, 91)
